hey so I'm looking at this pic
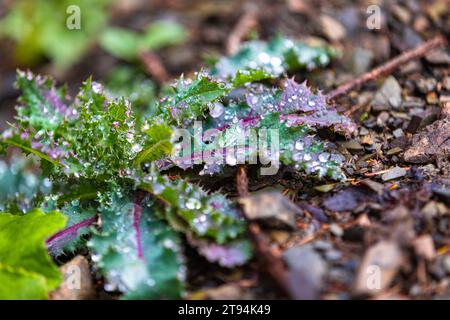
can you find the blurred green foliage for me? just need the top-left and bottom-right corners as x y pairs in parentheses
(105, 66), (156, 112)
(0, 0), (113, 69)
(99, 21), (188, 61)
(0, 1), (187, 71)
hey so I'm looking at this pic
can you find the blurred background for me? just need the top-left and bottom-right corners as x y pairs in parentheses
(0, 0), (448, 129)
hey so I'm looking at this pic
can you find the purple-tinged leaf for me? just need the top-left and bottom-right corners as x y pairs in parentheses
(46, 216), (96, 256)
(188, 236), (252, 268)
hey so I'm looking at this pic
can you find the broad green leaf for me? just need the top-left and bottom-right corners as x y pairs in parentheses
(99, 21), (187, 61)
(139, 21), (187, 51)
(99, 27), (140, 61)
(0, 209), (67, 299)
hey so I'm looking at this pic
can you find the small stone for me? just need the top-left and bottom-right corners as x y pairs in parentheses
(283, 245), (327, 299)
(360, 179), (384, 195)
(199, 284), (247, 300)
(413, 15), (429, 33)
(387, 147), (403, 155)
(372, 76), (402, 109)
(360, 133), (374, 145)
(421, 201), (439, 218)
(354, 241), (404, 295)
(400, 61), (421, 75)
(416, 78), (437, 93)
(426, 92), (439, 104)
(442, 102), (450, 117)
(270, 230), (290, 245)
(50, 255), (95, 300)
(443, 76), (450, 91)
(392, 4), (411, 24)
(381, 166), (407, 181)
(352, 47), (374, 74)
(442, 256), (450, 274)
(329, 223), (344, 237)
(342, 140), (364, 151)
(376, 111), (390, 127)
(393, 128), (404, 138)
(359, 127), (369, 136)
(319, 15), (347, 41)
(325, 249), (342, 261)
(313, 240), (333, 251)
(403, 96), (425, 108)
(426, 49), (450, 65)
(413, 235), (436, 261)
(239, 192), (301, 229)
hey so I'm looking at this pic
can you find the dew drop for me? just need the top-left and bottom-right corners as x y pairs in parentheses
(131, 144), (142, 153)
(186, 198), (201, 210)
(318, 152), (330, 162)
(209, 102), (224, 118)
(295, 141), (304, 151)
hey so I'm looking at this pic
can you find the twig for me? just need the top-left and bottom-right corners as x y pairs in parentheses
(326, 35), (448, 101)
(226, 4), (258, 55)
(236, 165), (294, 298)
(236, 165), (250, 197)
(139, 51), (170, 84)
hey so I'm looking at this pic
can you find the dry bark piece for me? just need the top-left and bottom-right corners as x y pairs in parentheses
(49, 255), (95, 300)
(238, 192), (301, 229)
(403, 117), (450, 163)
(354, 240), (404, 296)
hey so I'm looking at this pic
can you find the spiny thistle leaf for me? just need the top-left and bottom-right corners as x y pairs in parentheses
(212, 35), (338, 79)
(1, 133), (62, 168)
(88, 192), (185, 299)
(0, 32), (349, 299)
(188, 237), (252, 268)
(0, 157), (52, 213)
(169, 79), (354, 180)
(45, 203), (96, 257)
(138, 171), (246, 244)
(278, 79), (356, 135)
(232, 68), (274, 87)
(159, 72), (231, 125)
(135, 123), (173, 164)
